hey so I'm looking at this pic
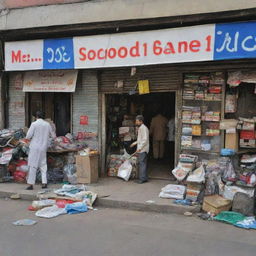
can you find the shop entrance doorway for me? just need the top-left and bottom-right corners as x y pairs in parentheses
(106, 92), (176, 180)
(28, 92), (71, 136)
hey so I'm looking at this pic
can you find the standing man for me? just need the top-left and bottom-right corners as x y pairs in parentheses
(150, 112), (168, 160)
(131, 115), (149, 184)
(26, 111), (56, 190)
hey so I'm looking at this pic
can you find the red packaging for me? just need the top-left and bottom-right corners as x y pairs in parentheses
(13, 171), (27, 183)
(240, 130), (255, 140)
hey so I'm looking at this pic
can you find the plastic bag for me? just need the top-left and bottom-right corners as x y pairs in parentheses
(187, 165), (205, 183)
(159, 184), (186, 200)
(222, 161), (237, 182)
(13, 219), (37, 226)
(223, 185), (254, 200)
(117, 160), (132, 181)
(32, 199), (56, 210)
(35, 205), (67, 218)
(65, 202), (88, 214)
(172, 166), (189, 181)
(63, 164), (77, 184)
(13, 171), (27, 183)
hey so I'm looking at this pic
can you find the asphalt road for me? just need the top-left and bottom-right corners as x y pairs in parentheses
(0, 199), (255, 256)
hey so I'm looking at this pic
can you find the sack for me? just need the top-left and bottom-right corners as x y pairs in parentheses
(35, 205), (67, 218)
(159, 184), (186, 200)
(187, 165), (205, 183)
(172, 166), (189, 181)
(117, 160), (132, 181)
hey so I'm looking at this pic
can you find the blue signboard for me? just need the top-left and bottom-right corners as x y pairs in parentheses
(43, 38), (74, 69)
(214, 21), (256, 60)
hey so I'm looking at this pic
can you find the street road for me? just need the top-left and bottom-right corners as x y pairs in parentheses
(0, 199), (255, 256)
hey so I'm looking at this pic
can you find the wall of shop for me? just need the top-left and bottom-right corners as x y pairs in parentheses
(8, 73), (26, 129)
(72, 70), (99, 134)
(0, 73), (4, 129)
(1, 0), (256, 30)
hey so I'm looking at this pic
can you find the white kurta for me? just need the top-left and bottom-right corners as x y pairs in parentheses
(26, 119), (55, 169)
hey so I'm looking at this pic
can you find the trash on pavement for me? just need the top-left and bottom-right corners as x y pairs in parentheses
(65, 202), (88, 214)
(235, 217), (256, 229)
(32, 199), (56, 210)
(13, 219), (37, 226)
(10, 194), (21, 200)
(174, 199), (194, 206)
(35, 205), (67, 219)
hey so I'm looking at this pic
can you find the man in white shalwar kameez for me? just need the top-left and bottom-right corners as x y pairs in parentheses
(26, 111), (56, 190)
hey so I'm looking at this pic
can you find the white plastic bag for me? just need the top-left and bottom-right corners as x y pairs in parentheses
(117, 160), (132, 181)
(32, 199), (56, 210)
(187, 165), (205, 183)
(159, 184), (186, 200)
(172, 166), (189, 181)
(35, 205), (67, 219)
(223, 185), (254, 200)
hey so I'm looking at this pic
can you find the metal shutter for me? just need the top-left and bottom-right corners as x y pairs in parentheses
(8, 72), (26, 129)
(99, 65), (181, 93)
(72, 70), (99, 134)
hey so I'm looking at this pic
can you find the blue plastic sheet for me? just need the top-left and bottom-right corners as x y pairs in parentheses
(65, 202), (88, 214)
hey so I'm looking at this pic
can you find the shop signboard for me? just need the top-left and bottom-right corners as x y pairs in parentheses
(5, 21), (256, 71)
(23, 70), (78, 92)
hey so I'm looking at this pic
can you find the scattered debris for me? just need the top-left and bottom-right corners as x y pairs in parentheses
(10, 194), (20, 200)
(13, 219), (37, 226)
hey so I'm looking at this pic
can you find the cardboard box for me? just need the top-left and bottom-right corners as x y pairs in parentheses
(225, 133), (239, 151)
(203, 195), (232, 215)
(76, 155), (99, 184)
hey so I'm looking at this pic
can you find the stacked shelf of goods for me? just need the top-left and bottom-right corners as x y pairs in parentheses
(181, 72), (225, 155)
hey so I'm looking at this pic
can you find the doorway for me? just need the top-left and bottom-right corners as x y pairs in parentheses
(28, 92), (71, 136)
(105, 92), (176, 180)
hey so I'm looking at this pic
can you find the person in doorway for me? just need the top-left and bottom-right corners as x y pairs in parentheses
(26, 111), (56, 190)
(130, 115), (149, 184)
(150, 112), (168, 160)
(121, 115), (135, 154)
(167, 115), (175, 167)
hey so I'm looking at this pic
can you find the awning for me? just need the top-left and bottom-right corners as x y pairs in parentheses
(23, 70), (78, 92)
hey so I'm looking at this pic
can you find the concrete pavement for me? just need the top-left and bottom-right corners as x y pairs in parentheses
(0, 178), (200, 214)
(0, 199), (255, 256)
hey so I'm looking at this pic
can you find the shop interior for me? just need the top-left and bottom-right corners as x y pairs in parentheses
(106, 92), (176, 180)
(28, 92), (71, 136)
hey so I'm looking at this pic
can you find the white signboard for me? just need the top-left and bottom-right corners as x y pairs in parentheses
(23, 70), (78, 92)
(74, 24), (215, 68)
(5, 21), (256, 71)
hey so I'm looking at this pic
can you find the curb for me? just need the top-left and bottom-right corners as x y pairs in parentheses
(0, 191), (201, 215)
(96, 198), (201, 214)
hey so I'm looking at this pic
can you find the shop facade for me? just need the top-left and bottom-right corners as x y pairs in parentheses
(2, 20), (256, 179)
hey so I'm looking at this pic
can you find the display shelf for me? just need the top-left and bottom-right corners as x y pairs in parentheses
(182, 134), (219, 137)
(181, 148), (219, 154)
(183, 99), (222, 102)
(181, 72), (225, 159)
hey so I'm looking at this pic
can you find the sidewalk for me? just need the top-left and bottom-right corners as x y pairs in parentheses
(0, 178), (200, 214)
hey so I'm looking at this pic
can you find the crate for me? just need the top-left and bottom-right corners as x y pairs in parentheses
(202, 195), (232, 215)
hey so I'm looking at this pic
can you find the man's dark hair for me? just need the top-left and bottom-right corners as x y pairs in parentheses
(35, 111), (45, 119)
(136, 115), (144, 122)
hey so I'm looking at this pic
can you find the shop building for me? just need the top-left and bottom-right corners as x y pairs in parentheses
(1, 2), (256, 181)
